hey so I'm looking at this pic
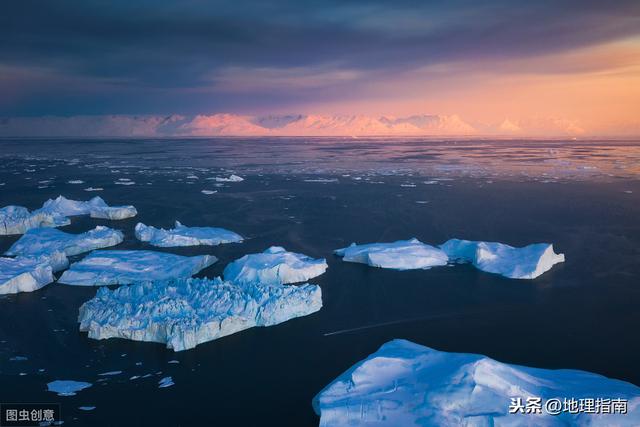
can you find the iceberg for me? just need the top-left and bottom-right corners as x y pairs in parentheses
(47, 380), (92, 396)
(334, 238), (448, 270)
(78, 277), (323, 351)
(58, 250), (216, 286)
(313, 339), (640, 427)
(0, 252), (68, 295)
(41, 195), (137, 220)
(6, 226), (123, 257)
(223, 246), (327, 286)
(0, 205), (69, 235)
(89, 205), (137, 220)
(213, 174), (244, 182)
(134, 221), (243, 247)
(440, 239), (565, 279)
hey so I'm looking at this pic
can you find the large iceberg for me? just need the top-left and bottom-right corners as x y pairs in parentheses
(90, 205), (138, 220)
(440, 239), (565, 279)
(313, 339), (640, 426)
(0, 205), (69, 235)
(334, 238), (448, 270)
(134, 221), (243, 247)
(5, 226), (123, 257)
(58, 250), (216, 286)
(0, 252), (68, 295)
(41, 195), (137, 220)
(223, 246), (327, 286)
(78, 277), (322, 351)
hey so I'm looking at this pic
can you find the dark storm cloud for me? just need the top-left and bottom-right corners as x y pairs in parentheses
(1, 0), (639, 114)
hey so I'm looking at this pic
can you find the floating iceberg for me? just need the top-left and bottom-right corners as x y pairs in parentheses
(313, 339), (640, 427)
(89, 205), (137, 220)
(58, 250), (216, 286)
(213, 174), (244, 182)
(47, 380), (92, 396)
(134, 221), (243, 247)
(78, 277), (322, 351)
(223, 246), (327, 286)
(440, 239), (565, 279)
(6, 226), (123, 257)
(0, 205), (69, 235)
(334, 238), (448, 270)
(41, 195), (137, 220)
(0, 252), (68, 295)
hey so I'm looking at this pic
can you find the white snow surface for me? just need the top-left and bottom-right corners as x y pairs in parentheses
(135, 221), (243, 247)
(334, 238), (448, 270)
(58, 250), (216, 286)
(6, 226), (123, 257)
(0, 205), (70, 235)
(313, 339), (640, 427)
(47, 380), (92, 396)
(223, 246), (327, 286)
(78, 277), (323, 351)
(440, 238), (565, 279)
(0, 252), (68, 295)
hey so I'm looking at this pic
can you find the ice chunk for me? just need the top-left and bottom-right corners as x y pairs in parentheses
(89, 205), (137, 220)
(134, 221), (243, 247)
(78, 277), (322, 351)
(0, 205), (70, 235)
(47, 380), (92, 396)
(334, 238), (448, 270)
(6, 226), (123, 257)
(78, 406), (96, 411)
(440, 239), (565, 279)
(41, 195), (108, 216)
(84, 187), (103, 192)
(201, 190), (217, 195)
(0, 252), (68, 295)
(58, 250), (216, 286)
(158, 376), (174, 388)
(223, 246), (327, 286)
(313, 339), (640, 427)
(213, 174), (244, 182)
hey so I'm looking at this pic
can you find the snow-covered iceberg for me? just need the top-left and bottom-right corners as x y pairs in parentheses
(223, 246), (327, 286)
(313, 339), (640, 427)
(134, 221), (243, 247)
(440, 239), (565, 279)
(213, 174), (244, 182)
(41, 195), (137, 220)
(58, 250), (216, 286)
(0, 252), (68, 295)
(334, 238), (448, 270)
(78, 277), (322, 351)
(89, 205), (137, 220)
(5, 226), (123, 257)
(0, 205), (69, 235)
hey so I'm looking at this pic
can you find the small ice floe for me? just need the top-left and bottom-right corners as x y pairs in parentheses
(167, 360), (179, 364)
(440, 239), (565, 279)
(47, 380), (92, 396)
(84, 187), (103, 192)
(78, 406), (96, 411)
(158, 376), (174, 388)
(134, 221), (243, 248)
(10, 356), (28, 361)
(334, 239), (448, 271)
(423, 180), (439, 185)
(186, 175), (199, 180)
(201, 190), (217, 195)
(6, 226), (123, 257)
(78, 277), (322, 351)
(114, 180), (135, 186)
(313, 339), (640, 427)
(415, 200), (429, 204)
(0, 252), (68, 295)
(67, 180), (84, 184)
(0, 205), (69, 236)
(303, 178), (338, 183)
(58, 250), (217, 286)
(212, 174), (243, 182)
(400, 183), (416, 187)
(98, 371), (122, 376)
(223, 246), (327, 286)
(624, 190), (633, 194)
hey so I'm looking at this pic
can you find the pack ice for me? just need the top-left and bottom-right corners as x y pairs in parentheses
(223, 246), (327, 286)
(334, 238), (448, 270)
(135, 221), (243, 247)
(42, 195), (137, 220)
(0, 205), (69, 235)
(5, 226), (123, 257)
(440, 239), (565, 279)
(57, 250), (216, 286)
(0, 252), (68, 295)
(78, 277), (322, 351)
(313, 339), (640, 427)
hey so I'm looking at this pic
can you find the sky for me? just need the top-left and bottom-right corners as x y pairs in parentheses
(1, 0), (639, 136)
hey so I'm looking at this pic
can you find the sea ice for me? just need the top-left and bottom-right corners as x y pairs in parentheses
(212, 174), (244, 182)
(58, 250), (216, 286)
(47, 380), (92, 396)
(440, 238), (565, 279)
(0, 252), (68, 295)
(6, 226), (123, 257)
(78, 277), (322, 351)
(334, 238), (448, 270)
(0, 205), (69, 235)
(135, 221), (243, 247)
(223, 246), (327, 286)
(313, 339), (640, 426)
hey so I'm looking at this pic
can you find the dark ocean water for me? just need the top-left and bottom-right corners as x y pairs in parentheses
(0, 138), (639, 426)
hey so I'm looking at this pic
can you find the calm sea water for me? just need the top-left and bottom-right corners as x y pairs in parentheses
(0, 138), (639, 426)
